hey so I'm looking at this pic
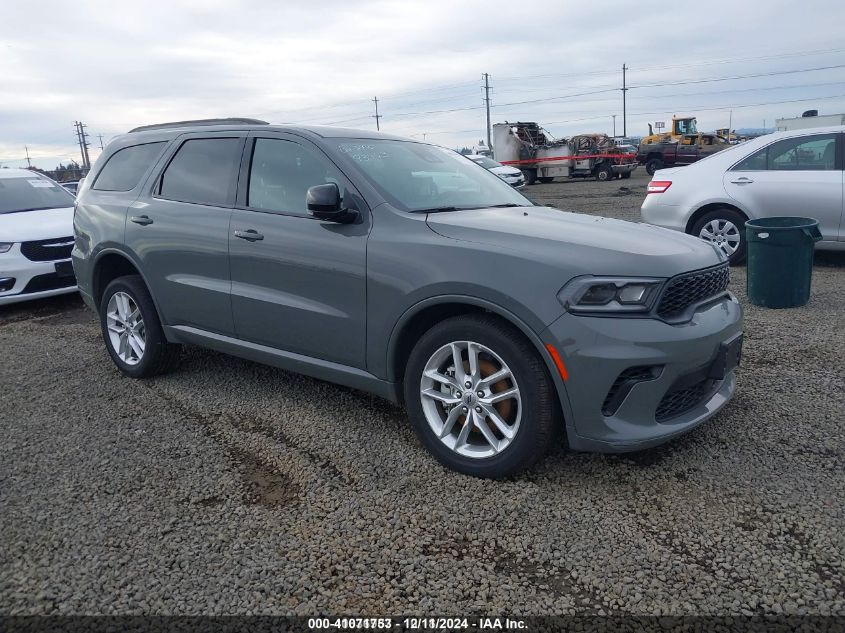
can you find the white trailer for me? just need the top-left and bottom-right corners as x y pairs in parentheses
(775, 112), (845, 131)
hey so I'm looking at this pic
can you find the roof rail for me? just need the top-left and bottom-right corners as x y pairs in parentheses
(128, 118), (269, 133)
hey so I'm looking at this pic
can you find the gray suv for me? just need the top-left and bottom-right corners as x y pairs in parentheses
(73, 118), (743, 478)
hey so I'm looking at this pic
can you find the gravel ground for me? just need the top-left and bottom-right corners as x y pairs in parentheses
(1, 169), (843, 616)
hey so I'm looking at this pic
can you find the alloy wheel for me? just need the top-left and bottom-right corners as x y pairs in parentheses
(106, 291), (146, 366)
(699, 218), (741, 256)
(419, 341), (521, 459)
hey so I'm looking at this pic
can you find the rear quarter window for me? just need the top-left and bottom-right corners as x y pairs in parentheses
(93, 142), (167, 191)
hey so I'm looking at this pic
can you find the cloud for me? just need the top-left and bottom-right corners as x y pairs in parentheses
(1, 0), (844, 168)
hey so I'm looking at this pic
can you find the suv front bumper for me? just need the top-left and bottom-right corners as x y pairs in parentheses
(543, 293), (743, 452)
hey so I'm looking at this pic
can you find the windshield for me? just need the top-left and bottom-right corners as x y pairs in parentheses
(470, 156), (502, 169)
(0, 175), (75, 214)
(333, 140), (531, 212)
(676, 118), (698, 135)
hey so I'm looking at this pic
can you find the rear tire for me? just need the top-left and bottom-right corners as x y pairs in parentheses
(690, 208), (748, 265)
(521, 169), (537, 185)
(99, 275), (181, 378)
(403, 314), (557, 478)
(646, 158), (664, 176)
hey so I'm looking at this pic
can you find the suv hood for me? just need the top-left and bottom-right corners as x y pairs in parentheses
(426, 205), (724, 277)
(0, 206), (75, 242)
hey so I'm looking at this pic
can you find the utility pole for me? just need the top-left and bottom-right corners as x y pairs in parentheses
(482, 73), (492, 156)
(728, 110), (733, 141)
(74, 122), (84, 167)
(372, 97), (381, 131)
(97, 134), (104, 150)
(621, 64), (628, 137)
(612, 115), (617, 138)
(74, 121), (91, 170)
(25, 146), (31, 168)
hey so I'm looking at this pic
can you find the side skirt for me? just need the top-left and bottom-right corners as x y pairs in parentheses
(164, 325), (402, 404)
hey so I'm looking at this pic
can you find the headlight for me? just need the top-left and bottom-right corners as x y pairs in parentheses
(0, 243), (13, 254)
(558, 276), (664, 314)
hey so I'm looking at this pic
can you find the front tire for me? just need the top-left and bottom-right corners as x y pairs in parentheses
(99, 275), (181, 378)
(690, 208), (747, 264)
(595, 165), (613, 181)
(403, 314), (557, 478)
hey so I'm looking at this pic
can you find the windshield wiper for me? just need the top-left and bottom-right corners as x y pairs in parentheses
(415, 203), (526, 213)
(413, 206), (466, 213)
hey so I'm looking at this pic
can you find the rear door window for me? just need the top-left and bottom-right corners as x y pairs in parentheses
(158, 138), (242, 206)
(733, 134), (838, 171)
(93, 142), (167, 191)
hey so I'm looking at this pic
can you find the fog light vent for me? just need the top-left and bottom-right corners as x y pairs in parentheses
(602, 365), (662, 416)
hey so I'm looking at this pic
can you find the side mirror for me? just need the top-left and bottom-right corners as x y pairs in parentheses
(307, 183), (355, 223)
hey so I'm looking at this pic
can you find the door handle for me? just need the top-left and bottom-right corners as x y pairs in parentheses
(130, 215), (154, 226)
(234, 229), (264, 242)
(729, 178), (753, 184)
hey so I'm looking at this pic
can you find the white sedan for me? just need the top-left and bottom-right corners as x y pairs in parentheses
(0, 169), (78, 305)
(641, 125), (844, 264)
(466, 154), (525, 188)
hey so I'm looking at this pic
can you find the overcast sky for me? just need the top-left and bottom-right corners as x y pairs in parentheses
(2, 0), (844, 169)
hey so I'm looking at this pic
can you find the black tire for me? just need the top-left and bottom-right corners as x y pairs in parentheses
(646, 158), (664, 176)
(403, 314), (558, 478)
(595, 165), (613, 182)
(621, 171), (632, 179)
(521, 169), (537, 185)
(538, 176), (555, 184)
(690, 208), (748, 265)
(99, 275), (181, 378)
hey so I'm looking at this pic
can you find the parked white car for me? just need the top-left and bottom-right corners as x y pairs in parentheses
(641, 126), (844, 264)
(0, 169), (78, 305)
(466, 154), (525, 188)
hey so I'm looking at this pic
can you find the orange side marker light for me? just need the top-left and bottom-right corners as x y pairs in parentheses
(545, 344), (569, 382)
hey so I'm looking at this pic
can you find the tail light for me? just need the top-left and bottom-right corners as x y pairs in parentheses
(647, 180), (672, 194)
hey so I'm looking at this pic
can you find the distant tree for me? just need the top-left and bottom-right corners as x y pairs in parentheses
(49, 160), (84, 182)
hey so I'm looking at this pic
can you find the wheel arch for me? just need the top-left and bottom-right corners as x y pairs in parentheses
(91, 249), (155, 312)
(386, 296), (573, 427)
(685, 202), (749, 234)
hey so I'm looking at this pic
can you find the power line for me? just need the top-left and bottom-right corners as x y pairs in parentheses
(495, 46), (845, 83)
(629, 64), (845, 89)
(541, 92), (845, 126)
(396, 92), (845, 138)
(626, 46), (845, 75)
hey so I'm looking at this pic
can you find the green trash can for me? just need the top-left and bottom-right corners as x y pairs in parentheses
(745, 216), (822, 308)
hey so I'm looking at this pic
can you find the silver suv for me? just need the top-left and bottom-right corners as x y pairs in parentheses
(73, 118), (743, 477)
